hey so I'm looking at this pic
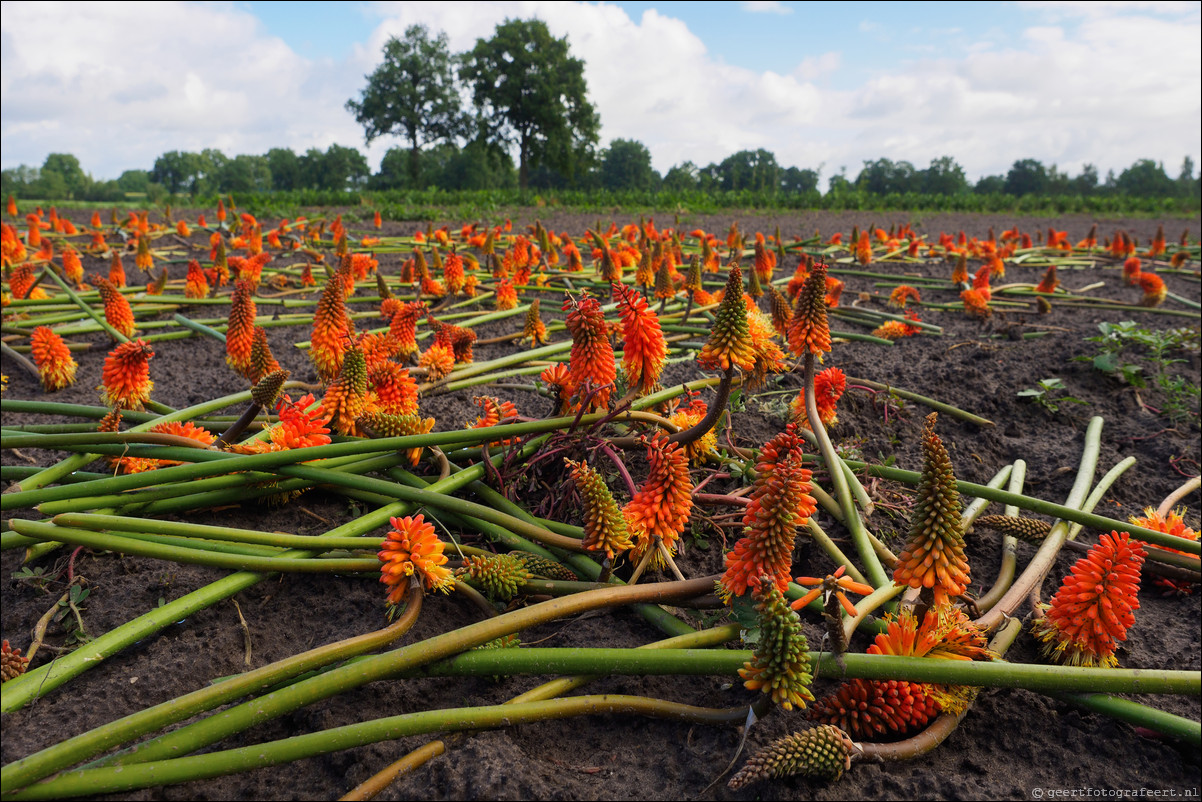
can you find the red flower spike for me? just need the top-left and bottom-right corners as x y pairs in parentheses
(1034, 531), (1144, 668)
(960, 288), (991, 319)
(1128, 507), (1198, 594)
(1034, 265), (1060, 294)
(378, 514), (453, 602)
(522, 298), (549, 347)
(100, 339), (154, 410)
(888, 285), (921, 308)
(791, 367), (846, 430)
(30, 326), (78, 392)
(62, 248), (84, 289)
(466, 395), (520, 447)
(369, 362), (419, 416)
(494, 278), (518, 310)
(1123, 256), (1142, 285)
(624, 433), (693, 571)
(419, 342), (455, 382)
(612, 282), (667, 395)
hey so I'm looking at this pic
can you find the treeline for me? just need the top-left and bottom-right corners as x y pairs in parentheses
(3, 146), (1198, 212)
(1, 16), (1198, 210)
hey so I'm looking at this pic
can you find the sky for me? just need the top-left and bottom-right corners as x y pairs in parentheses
(2, 0), (1199, 186)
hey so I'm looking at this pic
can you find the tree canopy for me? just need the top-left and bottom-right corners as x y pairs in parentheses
(459, 18), (599, 189)
(346, 24), (466, 187)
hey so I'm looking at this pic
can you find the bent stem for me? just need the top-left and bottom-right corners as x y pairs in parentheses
(804, 352), (889, 588)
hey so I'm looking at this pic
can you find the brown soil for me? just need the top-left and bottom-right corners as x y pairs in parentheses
(2, 208), (1200, 801)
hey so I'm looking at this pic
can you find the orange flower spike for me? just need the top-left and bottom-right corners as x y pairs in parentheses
(185, 259), (210, 299)
(373, 210), (382, 230)
(1122, 256), (1142, 285)
(418, 342), (455, 382)
(494, 278), (518, 310)
(960, 288), (991, 319)
(854, 231), (873, 266)
(753, 232), (776, 284)
(100, 339), (154, 410)
(62, 248), (85, 289)
(368, 362), (419, 416)
(310, 274), (353, 383)
(1034, 531), (1144, 668)
(216, 198), (226, 224)
(30, 326), (78, 392)
(786, 261), (832, 358)
(94, 276), (136, 339)
(247, 326), (281, 384)
(893, 413), (971, 607)
(5, 195), (16, 218)
(522, 298), (549, 347)
(1137, 272), (1166, 307)
(624, 433), (694, 570)
(1129, 507), (1198, 593)
(269, 393), (332, 450)
(442, 251), (466, 295)
(720, 426), (816, 598)
(566, 458), (633, 561)
(378, 514), (453, 603)
(698, 266), (757, 373)
(320, 340), (370, 436)
(176, 219), (191, 238)
(563, 292), (616, 412)
(612, 282), (667, 395)
(888, 285), (921, 308)
(135, 234), (153, 272)
(225, 280), (257, 378)
(1034, 265), (1060, 294)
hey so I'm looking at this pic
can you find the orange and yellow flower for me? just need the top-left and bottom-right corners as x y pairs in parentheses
(787, 262), (831, 358)
(720, 426), (816, 598)
(1137, 272), (1166, 307)
(613, 282), (667, 395)
(790, 367), (846, 430)
(893, 413), (971, 607)
(624, 433), (693, 571)
(225, 280), (257, 378)
(1033, 531), (1144, 668)
(698, 266), (756, 373)
(185, 259), (209, 299)
(564, 292), (616, 411)
(30, 326), (77, 392)
(378, 514), (454, 602)
(566, 458), (633, 561)
(113, 421), (216, 474)
(95, 276), (135, 339)
(1128, 507), (1198, 594)
(888, 285), (921, 308)
(310, 274), (354, 383)
(100, 339), (154, 410)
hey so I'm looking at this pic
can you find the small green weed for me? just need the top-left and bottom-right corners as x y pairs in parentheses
(1017, 378), (1087, 415)
(1081, 321), (1201, 426)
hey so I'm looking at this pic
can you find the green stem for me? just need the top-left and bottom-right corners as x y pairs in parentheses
(975, 460), (1026, 613)
(847, 375), (994, 427)
(42, 268), (130, 343)
(804, 352), (889, 588)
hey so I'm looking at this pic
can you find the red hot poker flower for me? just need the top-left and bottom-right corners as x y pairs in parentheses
(1033, 531), (1144, 668)
(787, 262), (831, 358)
(564, 292), (616, 412)
(612, 282), (667, 395)
(624, 433), (693, 571)
(30, 326), (78, 392)
(225, 280), (257, 378)
(94, 276), (135, 339)
(379, 514), (453, 603)
(100, 339), (154, 410)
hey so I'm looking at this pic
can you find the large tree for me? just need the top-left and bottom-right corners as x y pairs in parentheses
(346, 25), (466, 187)
(460, 18), (599, 190)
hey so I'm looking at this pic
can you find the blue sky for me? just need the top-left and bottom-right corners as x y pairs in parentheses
(2, 1), (1199, 185)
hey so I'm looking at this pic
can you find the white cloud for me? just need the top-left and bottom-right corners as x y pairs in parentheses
(741, 1), (793, 15)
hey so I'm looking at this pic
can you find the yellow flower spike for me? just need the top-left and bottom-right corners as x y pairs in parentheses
(565, 458), (633, 561)
(738, 578), (815, 711)
(697, 266), (756, 373)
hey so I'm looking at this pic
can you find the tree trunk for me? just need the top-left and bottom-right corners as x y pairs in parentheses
(519, 131), (529, 191)
(408, 132), (420, 188)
